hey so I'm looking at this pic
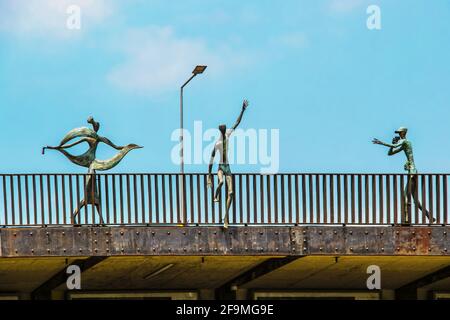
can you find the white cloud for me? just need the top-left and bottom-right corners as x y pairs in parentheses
(0, 0), (113, 38)
(274, 32), (309, 49)
(107, 26), (253, 96)
(328, 0), (367, 13)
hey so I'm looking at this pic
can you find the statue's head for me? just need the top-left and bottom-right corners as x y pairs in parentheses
(87, 116), (100, 133)
(126, 144), (143, 150)
(218, 124), (226, 136)
(395, 127), (408, 139)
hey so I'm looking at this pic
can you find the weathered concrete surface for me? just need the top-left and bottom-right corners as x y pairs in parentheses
(0, 225), (449, 257)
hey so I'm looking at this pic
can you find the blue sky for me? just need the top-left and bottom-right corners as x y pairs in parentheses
(0, 0), (449, 174)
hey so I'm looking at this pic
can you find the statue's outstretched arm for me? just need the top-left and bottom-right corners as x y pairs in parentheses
(43, 138), (89, 154)
(387, 144), (404, 156)
(231, 99), (249, 131)
(372, 138), (404, 156)
(99, 136), (124, 150)
(372, 138), (403, 148)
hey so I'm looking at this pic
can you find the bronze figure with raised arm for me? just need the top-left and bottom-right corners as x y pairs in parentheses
(373, 127), (434, 223)
(208, 99), (249, 229)
(43, 116), (142, 224)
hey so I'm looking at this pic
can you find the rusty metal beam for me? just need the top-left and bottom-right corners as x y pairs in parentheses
(1, 226), (449, 257)
(216, 256), (302, 299)
(396, 264), (450, 300)
(31, 256), (107, 300)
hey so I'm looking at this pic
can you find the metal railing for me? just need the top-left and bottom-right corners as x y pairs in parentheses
(0, 173), (448, 227)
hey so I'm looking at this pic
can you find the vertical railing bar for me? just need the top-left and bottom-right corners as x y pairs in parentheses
(357, 175), (361, 224)
(126, 174), (131, 224)
(330, 174), (334, 224)
(337, 175), (341, 224)
(436, 174), (441, 225)
(444, 175), (448, 225)
(236, 175), (242, 224)
(61, 175), (66, 225)
(420, 175), (426, 225)
(364, 174), (369, 224)
(203, 174), (208, 224)
(155, 175), (160, 224)
(33, 175), (37, 226)
(393, 175), (398, 224)
(414, 175), (419, 223)
(40, 175), (45, 225)
(90, 173), (96, 225)
(323, 174), (327, 224)
(175, 174), (180, 224)
(400, 175), (405, 224)
(295, 175), (299, 224)
(75, 175), (80, 225)
(182, 174), (187, 225)
(288, 175), (292, 224)
(302, 175), (306, 224)
(219, 176), (223, 224)
(379, 174), (384, 224)
(25, 175), (30, 226)
(104, 175), (110, 225)
(169, 175), (174, 224)
(82, 175), (88, 225)
(267, 175), (271, 224)
(211, 175), (215, 223)
(406, 174), (412, 224)
(344, 175), (350, 224)
(190, 174), (194, 224)
(315, 175), (320, 224)
(54, 175), (59, 225)
(343, 175), (355, 224)
(162, 174), (167, 224)
(309, 175), (314, 223)
(280, 175), (285, 224)
(372, 174), (376, 224)
(112, 175), (117, 225)
(274, 175), (278, 224)
(147, 174), (153, 224)
(196, 174), (201, 224)
(18, 175), (23, 225)
(140, 174), (145, 225)
(429, 175), (434, 225)
(133, 174), (138, 224)
(351, 175), (355, 224)
(261, 175), (265, 224)
(98, 175), (103, 224)
(232, 175), (237, 223)
(119, 175), (124, 225)
(47, 175), (53, 225)
(10, 176), (16, 225)
(386, 175), (391, 224)
(253, 174), (258, 224)
(3, 176), (8, 226)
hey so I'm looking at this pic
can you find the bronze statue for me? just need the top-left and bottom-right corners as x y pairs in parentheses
(43, 116), (142, 224)
(208, 99), (249, 229)
(372, 127), (434, 223)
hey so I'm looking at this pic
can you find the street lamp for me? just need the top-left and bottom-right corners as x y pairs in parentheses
(179, 65), (207, 224)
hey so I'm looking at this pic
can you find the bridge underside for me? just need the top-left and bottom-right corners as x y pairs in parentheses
(1, 226), (450, 300)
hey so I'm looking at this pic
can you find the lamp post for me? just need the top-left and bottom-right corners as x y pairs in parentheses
(179, 65), (207, 225)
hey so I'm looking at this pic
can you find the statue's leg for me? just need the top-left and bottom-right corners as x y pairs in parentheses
(403, 177), (412, 224)
(223, 175), (234, 229)
(95, 204), (105, 225)
(72, 200), (86, 225)
(214, 170), (224, 202)
(410, 176), (435, 223)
